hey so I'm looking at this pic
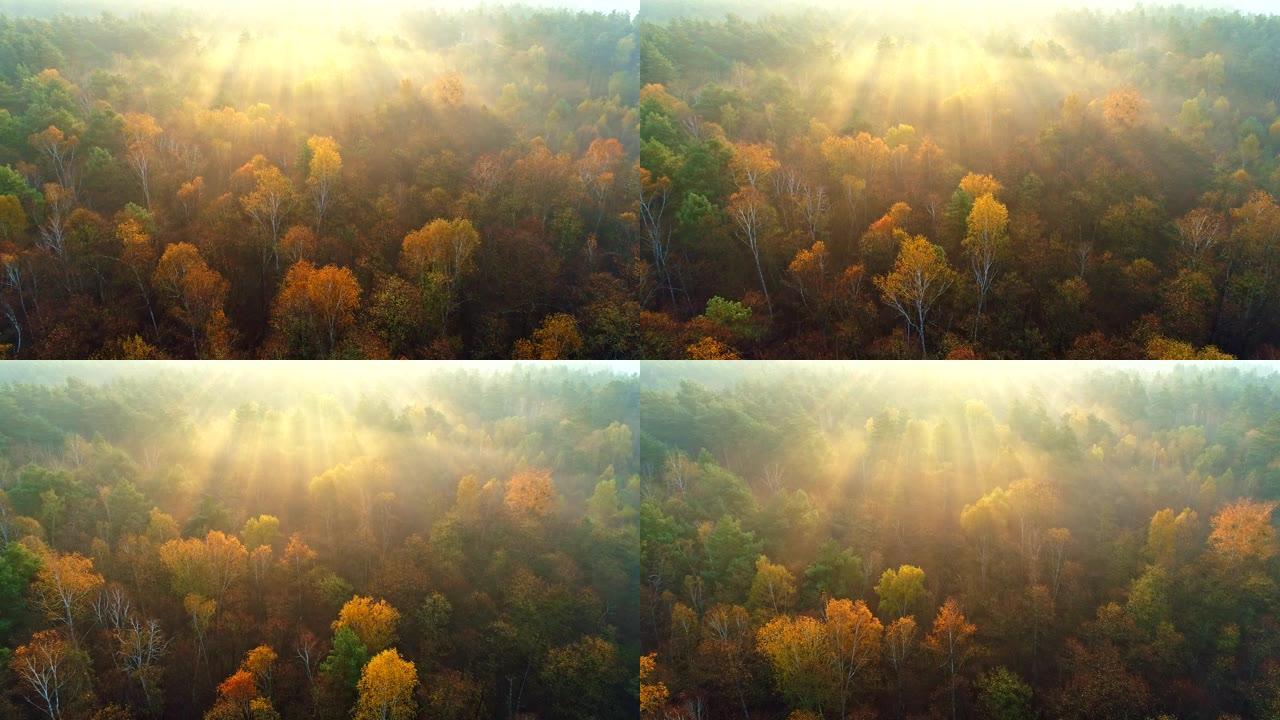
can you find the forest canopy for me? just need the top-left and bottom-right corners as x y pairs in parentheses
(0, 361), (639, 719)
(2, 0), (1279, 358)
(639, 360), (1280, 718)
(638, 3), (1280, 358)
(0, 3), (638, 358)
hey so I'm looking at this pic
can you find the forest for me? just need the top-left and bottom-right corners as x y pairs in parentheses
(639, 361), (1280, 719)
(0, 3), (638, 358)
(638, 4), (1280, 359)
(0, 361), (640, 719)
(4, 0), (1280, 360)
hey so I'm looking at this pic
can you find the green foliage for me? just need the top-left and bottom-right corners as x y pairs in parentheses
(0, 363), (637, 719)
(0, 541), (40, 642)
(320, 626), (369, 694)
(976, 667), (1034, 720)
(641, 364), (1280, 719)
(874, 565), (926, 619)
(703, 296), (755, 339)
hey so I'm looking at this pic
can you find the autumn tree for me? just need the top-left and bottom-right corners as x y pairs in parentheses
(747, 555), (797, 618)
(884, 616), (917, 720)
(10, 629), (87, 720)
(205, 647), (282, 720)
(1102, 87), (1148, 129)
(1208, 499), (1277, 565)
(114, 616), (169, 715)
(1174, 207), (1224, 268)
(731, 143), (780, 190)
(513, 313), (584, 359)
(824, 598), (884, 720)
(578, 137), (624, 230)
(353, 649), (418, 720)
(36, 183), (73, 264)
(756, 614), (830, 713)
(873, 231), (956, 357)
(639, 653), (668, 718)
(152, 242), (229, 357)
(158, 531), (248, 604)
(504, 468), (555, 518)
(727, 185), (777, 316)
(122, 113), (162, 210)
(874, 565), (925, 619)
(1145, 508), (1199, 568)
(963, 193), (1009, 339)
(33, 552), (104, 645)
(399, 218), (480, 329)
(333, 596), (400, 654)
(0, 194), (27, 242)
(116, 210), (160, 340)
(960, 490), (1006, 593)
(280, 225), (316, 265)
(240, 644), (276, 697)
(788, 241), (829, 311)
(29, 125), (78, 191)
(756, 598), (883, 717)
(433, 71), (465, 106)
(958, 173), (1003, 200)
(926, 598), (978, 720)
(271, 260), (361, 357)
(305, 136), (341, 233)
(240, 158), (297, 271)
(241, 515), (280, 551)
(184, 593), (216, 671)
(686, 336), (739, 360)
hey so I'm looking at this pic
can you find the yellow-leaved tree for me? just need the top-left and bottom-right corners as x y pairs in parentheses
(873, 231), (956, 357)
(305, 136), (341, 232)
(504, 468), (555, 518)
(400, 217), (480, 329)
(332, 596), (400, 654)
(926, 598), (978, 720)
(963, 193), (1009, 340)
(353, 649), (418, 720)
(755, 597), (882, 718)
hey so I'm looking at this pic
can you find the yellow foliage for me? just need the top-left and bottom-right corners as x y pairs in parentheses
(354, 649), (418, 720)
(158, 531), (248, 600)
(639, 653), (669, 716)
(686, 336), (739, 360)
(965, 193), (1009, 241)
(240, 645), (277, 683)
(400, 218), (480, 281)
(1209, 499), (1278, 564)
(504, 468), (555, 518)
(513, 313), (582, 360)
(1102, 86), (1148, 128)
(333, 596), (401, 653)
(1144, 335), (1234, 360)
(959, 172), (1002, 199)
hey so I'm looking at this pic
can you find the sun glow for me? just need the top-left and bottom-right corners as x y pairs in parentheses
(0, 360), (635, 518)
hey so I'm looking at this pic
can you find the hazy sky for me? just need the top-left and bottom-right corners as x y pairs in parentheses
(634, 0), (1278, 19)
(0, 0), (1273, 17)
(894, 0), (1279, 13)
(0, 0), (640, 15)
